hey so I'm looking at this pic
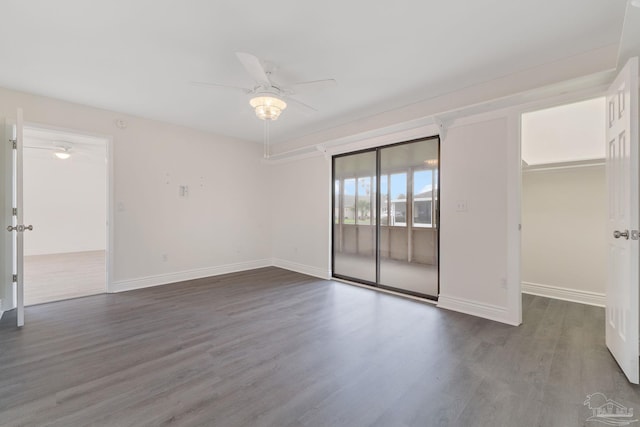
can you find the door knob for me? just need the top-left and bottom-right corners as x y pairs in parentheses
(6, 225), (16, 232)
(614, 229), (630, 239)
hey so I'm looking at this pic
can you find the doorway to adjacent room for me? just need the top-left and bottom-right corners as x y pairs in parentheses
(22, 126), (109, 305)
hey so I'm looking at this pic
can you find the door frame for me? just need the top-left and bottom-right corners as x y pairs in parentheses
(22, 122), (114, 295)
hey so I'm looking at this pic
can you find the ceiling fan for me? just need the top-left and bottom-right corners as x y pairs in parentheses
(191, 52), (337, 121)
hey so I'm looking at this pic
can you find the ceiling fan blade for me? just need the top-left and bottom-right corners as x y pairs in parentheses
(190, 81), (251, 94)
(290, 79), (337, 94)
(282, 95), (318, 113)
(23, 145), (52, 151)
(236, 52), (271, 87)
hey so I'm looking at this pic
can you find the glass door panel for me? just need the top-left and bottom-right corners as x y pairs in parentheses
(333, 151), (377, 283)
(379, 138), (439, 297)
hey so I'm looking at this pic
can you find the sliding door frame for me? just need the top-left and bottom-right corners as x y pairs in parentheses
(331, 135), (441, 300)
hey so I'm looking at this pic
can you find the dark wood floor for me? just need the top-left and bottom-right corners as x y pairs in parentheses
(1, 267), (639, 426)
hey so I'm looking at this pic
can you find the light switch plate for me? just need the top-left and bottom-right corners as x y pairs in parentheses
(456, 200), (468, 212)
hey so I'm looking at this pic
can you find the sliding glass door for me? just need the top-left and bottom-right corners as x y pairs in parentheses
(332, 136), (439, 299)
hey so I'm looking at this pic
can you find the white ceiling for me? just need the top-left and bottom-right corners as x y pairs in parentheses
(521, 97), (605, 165)
(0, 0), (629, 145)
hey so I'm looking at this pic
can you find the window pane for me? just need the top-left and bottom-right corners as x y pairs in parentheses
(389, 173), (406, 226)
(356, 177), (372, 225)
(413, 170), (432, 227)
(380, 175), (388, 226)
(343, 178), (355, 224)
(334, 180), (340, 224)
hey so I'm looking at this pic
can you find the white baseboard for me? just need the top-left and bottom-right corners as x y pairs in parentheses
(110, 259), (272, 293)
(522, 281), (605, 307)
(437, 294), (519, 326)
(271, 258), (331, 280)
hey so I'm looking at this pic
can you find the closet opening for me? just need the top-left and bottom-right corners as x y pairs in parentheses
(520, 96), (606, 307)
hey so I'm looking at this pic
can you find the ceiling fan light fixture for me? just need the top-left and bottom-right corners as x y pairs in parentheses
(249, 96), (287, 120)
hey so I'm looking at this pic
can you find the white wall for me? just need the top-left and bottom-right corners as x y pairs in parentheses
(437, 117), (514, 322)
(521, 166), (606, 302)
(270, 155), (332, 279)
(0, 86), (271, 290)
(23, 146), (107, 256)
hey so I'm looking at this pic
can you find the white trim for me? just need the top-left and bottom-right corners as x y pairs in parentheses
(266, 119), (439, 163)
(521, 281), (605, 307)
(522, 158), (605, 172)
(506, 112), (523, 326)
(262, 145), (324, 164)
(110, 259), (271, 293)
(325, 122), (439, 157)
(437, 294), (519, 326)
(106, 135), (114, 294)
(514, 84), (608, 116)
(271, 258), (331, 280)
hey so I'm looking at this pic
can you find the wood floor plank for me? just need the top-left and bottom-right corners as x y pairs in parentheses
(1, 267), (639, 426)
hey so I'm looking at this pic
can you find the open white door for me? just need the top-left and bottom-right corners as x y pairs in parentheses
(2, 109), (25, 327)
(606, 57), (639, 384)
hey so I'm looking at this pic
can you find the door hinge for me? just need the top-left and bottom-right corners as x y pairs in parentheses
(631, 230), (639, 240)
(9, 139), (16, 149)
(12, 208), (17, 216)
(12, 274), (17, 283)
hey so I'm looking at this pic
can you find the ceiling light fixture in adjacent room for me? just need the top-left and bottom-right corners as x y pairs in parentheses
(249, 95), (287, 121)
(54, 146), (71, 160)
